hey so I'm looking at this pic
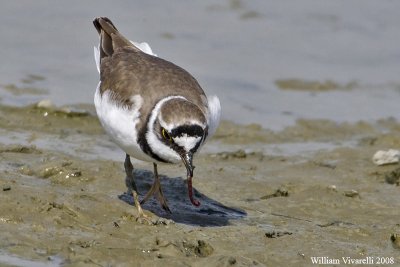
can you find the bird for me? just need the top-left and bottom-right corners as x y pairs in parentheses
(92, 17), (221, 222)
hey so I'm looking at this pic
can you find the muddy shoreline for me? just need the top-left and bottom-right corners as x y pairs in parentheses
(0, 103), (399, 266)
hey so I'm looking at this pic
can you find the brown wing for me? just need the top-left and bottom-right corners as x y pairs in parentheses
(93, 17), (209, 129)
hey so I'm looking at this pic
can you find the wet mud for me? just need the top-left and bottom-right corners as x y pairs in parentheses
(0, 103), (399, 266)
(275, 79), (358, 92)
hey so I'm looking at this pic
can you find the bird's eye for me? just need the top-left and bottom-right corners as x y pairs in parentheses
(161, 128), (172, 141)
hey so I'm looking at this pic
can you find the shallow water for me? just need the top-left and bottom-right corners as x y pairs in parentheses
(0, 251), (62, 267)
(1, 1), (400, 129)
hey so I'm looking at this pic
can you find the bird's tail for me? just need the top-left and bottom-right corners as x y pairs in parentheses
(93, 17), (136, 60)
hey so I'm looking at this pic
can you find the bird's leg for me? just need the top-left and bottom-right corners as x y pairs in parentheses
(124, 154), (150, 222)
(140, 163), (171, 213)
(153, 163), (171, 213)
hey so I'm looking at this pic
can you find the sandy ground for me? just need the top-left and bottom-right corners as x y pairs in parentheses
(0, 103), (399, 267)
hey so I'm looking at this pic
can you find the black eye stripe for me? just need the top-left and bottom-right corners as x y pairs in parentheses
(171, 124), (204, 138)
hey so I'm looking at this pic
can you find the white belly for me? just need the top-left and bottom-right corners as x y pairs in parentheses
(94, 82), (154, 162)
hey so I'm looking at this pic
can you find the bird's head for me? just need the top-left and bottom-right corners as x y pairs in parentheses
(145, 97), (208, 206)
(155, 98), (207, 166)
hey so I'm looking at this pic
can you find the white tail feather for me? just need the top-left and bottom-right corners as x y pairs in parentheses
(207, 95), (221, 138)
(130, 41), (158, 57)
(94, 45), (100, 73)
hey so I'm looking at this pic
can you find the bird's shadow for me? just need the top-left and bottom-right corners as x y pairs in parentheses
(118, 169), (246, 227)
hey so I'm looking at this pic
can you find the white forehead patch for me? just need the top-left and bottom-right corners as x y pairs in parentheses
(173, 134), (202, 152)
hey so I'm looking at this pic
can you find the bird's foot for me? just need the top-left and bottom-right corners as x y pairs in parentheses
(135, 211), (155, 225)
(131, 188), (173, 225)
(140, 174), (171, 213)
(135, 212), (174, 225)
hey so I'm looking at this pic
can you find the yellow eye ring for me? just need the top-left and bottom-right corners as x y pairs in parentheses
(162, 128), (172, 141)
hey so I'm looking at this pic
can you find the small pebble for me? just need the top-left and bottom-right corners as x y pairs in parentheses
(265, 230), (292, 238)
(327, 185), (337, 192)
(260, 187), (289, 199)
(372, 149), (400, 166)
(385, 168), (400, 185)
(344, 190), (359, 198)
(65, 171), (82, 179)
(228, 256), (237, 265)
(36, 99), (54, 109)
(2, 186), (11, 191)
(390, 233), (400, 248)
(195, 240), (214, 257)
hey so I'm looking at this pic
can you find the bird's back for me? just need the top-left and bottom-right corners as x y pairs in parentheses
(94, 17), (209, 132)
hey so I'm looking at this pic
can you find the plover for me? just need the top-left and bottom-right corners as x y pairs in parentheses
(93, 17), (221, 220)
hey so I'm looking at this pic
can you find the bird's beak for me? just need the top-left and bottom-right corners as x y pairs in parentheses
(180, 152), (200, 206)
(180, 152), (194, 178)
